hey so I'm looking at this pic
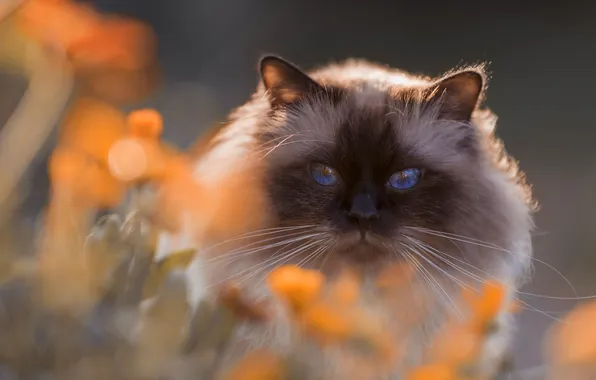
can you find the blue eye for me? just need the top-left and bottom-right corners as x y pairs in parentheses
(387, 168), (422, 190)
(310, 163), (340, 186)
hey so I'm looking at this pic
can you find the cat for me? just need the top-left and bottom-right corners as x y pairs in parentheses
(157, 55), (536, 378)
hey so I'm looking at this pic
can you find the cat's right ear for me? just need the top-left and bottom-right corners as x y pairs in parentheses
(426, 68), (486, 122)
(259, 55), (323, 107)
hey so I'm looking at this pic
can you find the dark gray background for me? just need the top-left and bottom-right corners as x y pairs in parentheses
(5, 0), (596, 371)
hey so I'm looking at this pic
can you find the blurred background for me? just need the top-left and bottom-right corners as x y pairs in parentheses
(3, 0), (596, 371)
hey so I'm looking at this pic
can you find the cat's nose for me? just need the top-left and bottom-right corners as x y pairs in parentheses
(348, 193), (379, 221)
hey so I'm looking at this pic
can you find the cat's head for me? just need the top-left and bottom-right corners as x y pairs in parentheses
(248, 55), (532, 281)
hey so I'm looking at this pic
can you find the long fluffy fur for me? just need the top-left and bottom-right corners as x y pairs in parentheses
(158, 58), (536, 378)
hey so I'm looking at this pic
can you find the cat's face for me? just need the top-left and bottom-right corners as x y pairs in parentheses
(252, 56), (532, 278)
(264, 104), (461, 264)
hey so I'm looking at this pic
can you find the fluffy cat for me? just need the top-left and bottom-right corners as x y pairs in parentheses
(158, 55), (536, 378)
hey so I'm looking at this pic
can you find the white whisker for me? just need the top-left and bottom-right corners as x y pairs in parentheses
(205, 238), (322, 289)
(198, 224), (318, 255)
(405, 236), (565, 322)
(407, 237), (483, 289)
(296, 243), (328, 268)
(405, 226), (580, 301)
(203, 231), (323, 265)
(237, 239), (325, 286)
(399, 244), (463, 318)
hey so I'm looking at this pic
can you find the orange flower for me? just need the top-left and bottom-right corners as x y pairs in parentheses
(65, 16), (156, 72)
(49, 148), (125, 208)
(462, 281), (507, 332)
(17, 0), (102, 51)
(51, 104), (179, 209)
(80, 63), (161, 105)
(298, 301), (353, 345)
(267, 265), (324, 314)
(224, 349), (284, 380)
(218, 284), (269, 323)
(107, 109), (170, 182)
(411, 283), (513, 380)
(547, 300), (596, 366)
(267, 265), (398, 365)
(406, 364), (457, 380)
(17, 0), (159, 105)
(426, 322), (483, 366)
(17, 0), (156, 72)
(107, 137), (167, 182)
(58, 96), (127, 164)
(48, 97), (129, 208)
(328, 267), (361, 306)
(127, 109), (163, 139)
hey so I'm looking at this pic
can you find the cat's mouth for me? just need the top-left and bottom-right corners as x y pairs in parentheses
(337, 230), (386, 263)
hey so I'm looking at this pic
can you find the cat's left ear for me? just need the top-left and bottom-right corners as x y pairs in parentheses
(259, 55), (323, 107)
(427, 68), (486, 121)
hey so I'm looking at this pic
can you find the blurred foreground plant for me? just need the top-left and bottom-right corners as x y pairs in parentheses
(1, 1), (596, 379)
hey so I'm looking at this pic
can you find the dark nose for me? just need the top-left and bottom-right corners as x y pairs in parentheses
(348, 193), (379, 221)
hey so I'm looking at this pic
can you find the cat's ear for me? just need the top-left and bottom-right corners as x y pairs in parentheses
(427, 68), (486, 121)
(259, 55), (323, 107)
